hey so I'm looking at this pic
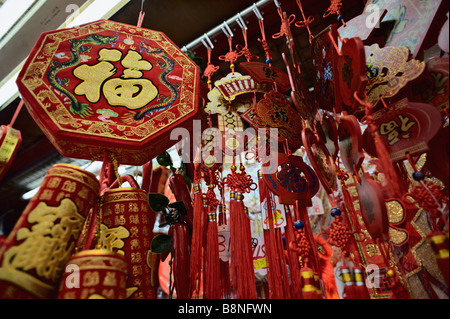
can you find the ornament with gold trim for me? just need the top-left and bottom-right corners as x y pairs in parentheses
(57, 249), (128, 299)
(16, 19), (200, 166)
(0, 164), (100, 298)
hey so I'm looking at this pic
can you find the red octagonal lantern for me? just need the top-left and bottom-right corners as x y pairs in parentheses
(16, 20), (200, 165)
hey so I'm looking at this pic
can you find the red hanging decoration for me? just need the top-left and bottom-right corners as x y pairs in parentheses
(224, 163), (257, 299)
(203, 173), (221, 299)
(189, 163), (206, 297)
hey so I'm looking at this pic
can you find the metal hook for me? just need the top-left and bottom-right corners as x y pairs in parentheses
(201, 33), (214, 50)
(221, 21), (234, 38)
(236, 13), (247, 30)
(252, 3), (263, 20)
(273, 0), (281, 9)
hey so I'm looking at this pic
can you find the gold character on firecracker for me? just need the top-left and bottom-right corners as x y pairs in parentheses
(62, 180), (77, 193)
(0, 198), (83, 282)
(130, 226), (139, 238)
(39, 189), (54, 201)
(82, 271), (100, 287)
(103, 271), (118, 287)
(115, 204), (125, 215)
(74, 48), (158, 110)
(129, 214), (140, 224)
(130, 239), (141, 250)
(47, 177), (61, 189)
(131, 252), (142, 264)
(99, 224), (129, 255)
(129, 202), (139, 213)
(379, 115), (416, 146)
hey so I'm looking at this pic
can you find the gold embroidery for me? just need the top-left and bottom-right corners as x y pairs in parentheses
(0, 198), (85, 298)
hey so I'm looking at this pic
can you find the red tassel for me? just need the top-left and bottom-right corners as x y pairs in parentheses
(229, 192), (257, 299)
(340, 264), (358, 299)
(189, 164), (205, 297)
(428, 230), (449, 287)
(204, 209), (221, 299)
(258, 172), (281, 298)
(218, 204), (231, 298)
(352, 266), (371, 299)
(284, 211), (303, 299)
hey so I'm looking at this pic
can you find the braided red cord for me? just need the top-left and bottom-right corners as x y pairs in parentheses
(218, 36), (242, 73)
(223, 165), (256, 194)
(327, 215), (352, 256)
(289, 227), (311, 267)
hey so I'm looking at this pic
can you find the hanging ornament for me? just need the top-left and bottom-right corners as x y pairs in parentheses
(357, 172), (390, 242)
(262, 152), (319, 206)
(288, 220), (322, 299)
(0, 100), (24, 181)
(311, 24), (342, 113)
(337, 113), (364, 174)
(57, 249), (128, 299)
(410, 56), (449, 111)
(363, 0), (446, 59)
(96, 175), (154, 299)
(243, 90), (305, 151)
(301, 127), (338, 194)
(282, 53), (317, 125)
(336, 37), (368, 111)
(16, 19), (200, 165)
(203, 170), (221, 299)
(294, 0), (315, 43)
(0, 164), (100, 298)
(223, 163), (258, 299)
(362, 98), (443, 163)
(258, 171), (291, 299)
(364, 44), (425, 110)
(326, 207), (370, 299)
(189, 163), (206, 298)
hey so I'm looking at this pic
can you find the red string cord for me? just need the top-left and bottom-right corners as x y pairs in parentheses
(294, 0), (314, 43)
(218, 35), (242, 74)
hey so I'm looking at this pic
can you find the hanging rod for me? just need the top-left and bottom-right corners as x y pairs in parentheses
(181, 0), (273, 52)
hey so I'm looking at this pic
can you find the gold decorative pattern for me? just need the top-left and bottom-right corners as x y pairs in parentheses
(18, 20), (199, 165)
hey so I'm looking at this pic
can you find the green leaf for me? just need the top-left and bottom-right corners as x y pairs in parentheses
(148, 193), (169, 212)
(151, 234), (173, 254)
(168, 201), (188, 215)
(156, 152), (173, 167)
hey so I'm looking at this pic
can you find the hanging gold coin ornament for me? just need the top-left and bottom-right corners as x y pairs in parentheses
(16, 19), (200, 165)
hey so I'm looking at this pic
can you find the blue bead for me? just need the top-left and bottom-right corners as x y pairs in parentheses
(265, 58), (272, 64)
(331, 207), (341, 217)
(337, 14), (344, 22)
(282, 237), (286, 245)
(412, 171), (425, 181)
(295, 221), (304, 229)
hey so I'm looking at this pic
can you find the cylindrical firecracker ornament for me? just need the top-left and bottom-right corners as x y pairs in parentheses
(0, 164), (99, 298)
(57, 249), (128, 299)
(98, 187), (153, 299)
(427, 230), (449, 286)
